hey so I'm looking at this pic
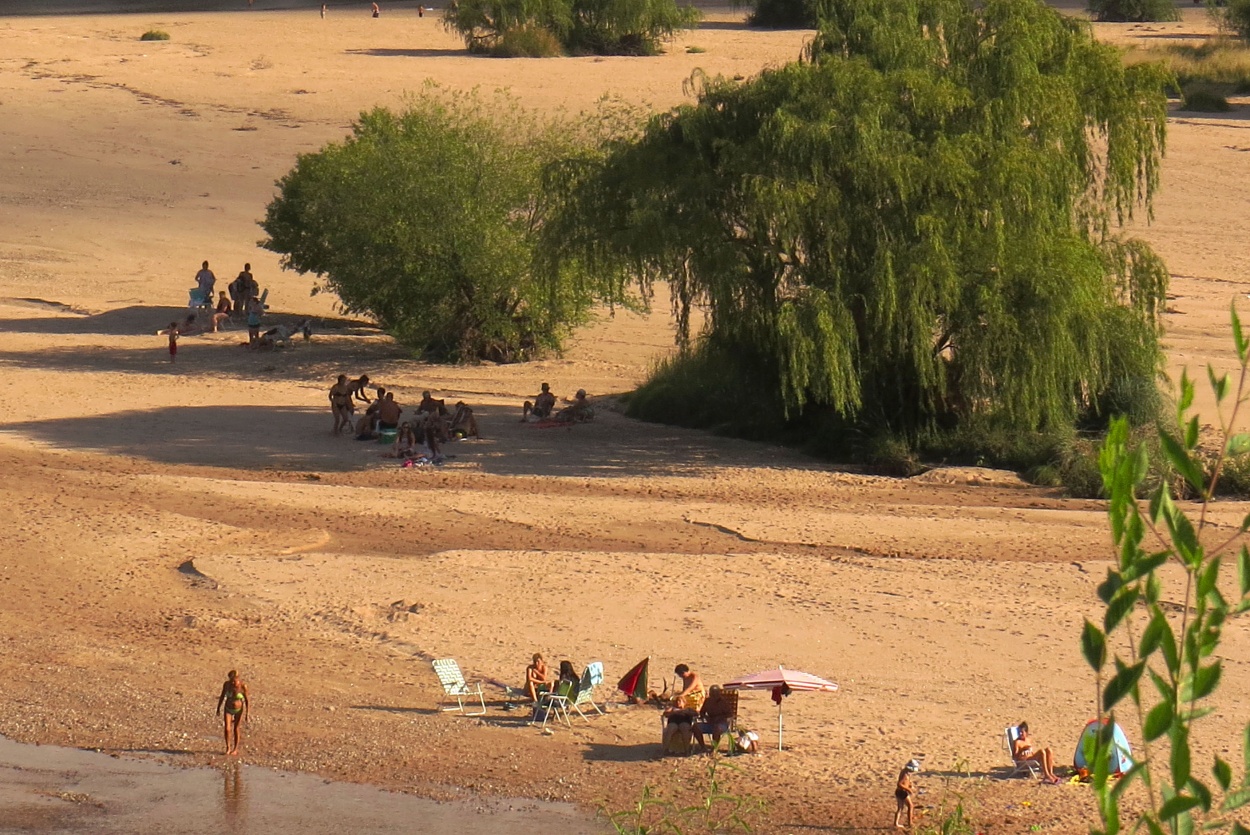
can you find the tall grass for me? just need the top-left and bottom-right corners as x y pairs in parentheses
(1123, 38), (1250, 92)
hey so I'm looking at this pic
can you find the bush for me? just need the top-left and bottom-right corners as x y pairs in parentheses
(443, 0), (699, 56)
(747, 0), (817, 27)
(261, 88), (612, 362)
(1088, 0), (1179, 22)
(1212, 0), (1250, 40)
(492, 24), (564, 56)
(140, 29), (170, 40)
(1123, 38), (1250, 90)
(1182, 87), (1232, 110)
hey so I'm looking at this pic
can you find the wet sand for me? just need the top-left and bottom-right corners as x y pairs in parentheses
(0, 736), (597, 833)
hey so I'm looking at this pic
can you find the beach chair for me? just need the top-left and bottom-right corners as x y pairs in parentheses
(535, 679), (574, 729)
(569, 661), (605, 721)
(431, 658), (487, 716)
(1005, 726), (1042, 778)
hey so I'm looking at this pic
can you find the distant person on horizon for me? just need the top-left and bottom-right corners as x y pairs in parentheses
(371, 1), (380, 16)
(195, 260), (216, 300)
(215, 670), (250, 757)
(321, 2), (327, 17)
(417, 4), (424, 16)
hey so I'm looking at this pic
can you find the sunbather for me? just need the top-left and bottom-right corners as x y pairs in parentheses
(394, 422), (418, 458)
(1013, 721), (1061, 783)
(521, 383), (557, 422)
(449, 402), (480, 439)
(695, 685), (735, 751)
(553, 389), (594, 423)
(673, 663), (706, 711)
(525, 653), (551, 703)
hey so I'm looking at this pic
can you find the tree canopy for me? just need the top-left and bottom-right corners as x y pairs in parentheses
(260, 90), (603, 362)
(547, 0), (1173, 437)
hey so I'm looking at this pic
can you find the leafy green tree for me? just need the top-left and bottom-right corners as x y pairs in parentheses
(443, 0), (698, 55)
(1088, 0), (1179, 23)
(1089, 309), (1250, 835)
(261, 89), (599, 362)
(547, 0), (1172, 439)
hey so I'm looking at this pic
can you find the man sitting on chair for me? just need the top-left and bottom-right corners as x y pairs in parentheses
(695, 685), (736, 752)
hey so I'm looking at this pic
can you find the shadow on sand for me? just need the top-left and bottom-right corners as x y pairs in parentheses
(345, 47), (466, 58)
(9, 398), (832, 478)
(581, 741), (659, 762)
(0, 302), (376, 337)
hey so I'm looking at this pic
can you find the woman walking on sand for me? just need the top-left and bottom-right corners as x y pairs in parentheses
(215, 670), (250, 756)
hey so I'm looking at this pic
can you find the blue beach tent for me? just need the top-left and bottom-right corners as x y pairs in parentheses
(1074, 718), (1133, 776)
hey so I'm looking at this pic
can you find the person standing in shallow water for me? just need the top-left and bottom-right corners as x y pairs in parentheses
(216, 670), (250, 756)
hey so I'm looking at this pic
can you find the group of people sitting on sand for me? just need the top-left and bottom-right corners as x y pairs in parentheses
(328, 375), (482, 462)
(520, 382), (594, 423)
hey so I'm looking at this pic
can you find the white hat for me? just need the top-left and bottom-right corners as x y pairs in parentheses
(906, 759), (922, 773)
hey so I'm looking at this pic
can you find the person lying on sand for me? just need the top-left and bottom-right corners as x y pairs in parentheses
(525, 653), (551, 703)
(521, 383), (556, 422)
(1013, 721), (1061, 783)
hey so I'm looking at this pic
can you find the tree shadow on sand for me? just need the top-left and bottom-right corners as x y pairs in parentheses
(0, 302), (375, 337)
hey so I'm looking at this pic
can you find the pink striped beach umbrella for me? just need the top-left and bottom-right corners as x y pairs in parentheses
(722, 665), (839, 750)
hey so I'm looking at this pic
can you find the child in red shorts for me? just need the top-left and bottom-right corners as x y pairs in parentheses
(167, 322), (179, 362)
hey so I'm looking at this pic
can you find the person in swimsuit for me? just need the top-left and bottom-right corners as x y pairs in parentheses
(524, 653), (550, 703)
(329, 374), (355, 435)
(1013, 721), (1061, 783)
(894, 760), (919, 828)
(673, 663), (705, 711)
(215, 669), (250, 756)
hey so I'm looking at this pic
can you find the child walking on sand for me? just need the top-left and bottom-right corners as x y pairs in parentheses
(894, 759), (920, 828)
(167, 321), (179, 363)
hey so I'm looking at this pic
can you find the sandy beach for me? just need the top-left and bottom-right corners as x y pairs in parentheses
(0, 3), (1248, 833)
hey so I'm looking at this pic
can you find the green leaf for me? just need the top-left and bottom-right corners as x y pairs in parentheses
(1158, 794), (1200, 822)
(1144, 700), (1173, 741)
(1172, 724), (1192, 788)
(1160, 432), (1207, 496)
(1082, 620), (1107, 671)
(1208, 364), (1230, 404)
(1233, 302), (1248, 365)
(1178, 369), (1196, 420)
(1190, 778), (1212, 812)
(1103, 660), (1145, 711)
(1185, 415), (1200, 450)
(1228, 433), (1250, 457)
(1104, 586), (1140, 634)
(1223, 787), (1250, 811)
(1239, 545), (1250, 598)
(1213, 755), (1232, 791)
(1231, 822), (1249, 835)
(1191, 661), (1222, 700)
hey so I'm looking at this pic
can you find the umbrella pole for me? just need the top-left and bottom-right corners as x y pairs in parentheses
(778, 703), (783, 751)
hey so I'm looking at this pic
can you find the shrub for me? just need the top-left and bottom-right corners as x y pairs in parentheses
(1212, 0), (1250, 40)
(492, 24), (564, 56)
(1182, 87), (1232, 110)
(1122, 38), (1250, 90)
(1088, 0), (1179, 22)
(443, 0), (699, 56)
(140, 29), (170, 40)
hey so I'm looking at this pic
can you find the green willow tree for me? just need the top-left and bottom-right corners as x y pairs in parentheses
(261, 89), (604, 362)
(546, 0), (1173, 439)
(443, 0), (699, 55)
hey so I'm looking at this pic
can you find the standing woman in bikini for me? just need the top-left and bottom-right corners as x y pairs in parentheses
(215, 670), (250, 756)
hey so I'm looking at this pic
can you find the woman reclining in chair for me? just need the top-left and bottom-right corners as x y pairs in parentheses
(1013, 721), (1061, 784)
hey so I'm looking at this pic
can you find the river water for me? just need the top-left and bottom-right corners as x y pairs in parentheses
(0, 737), (600, 834)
